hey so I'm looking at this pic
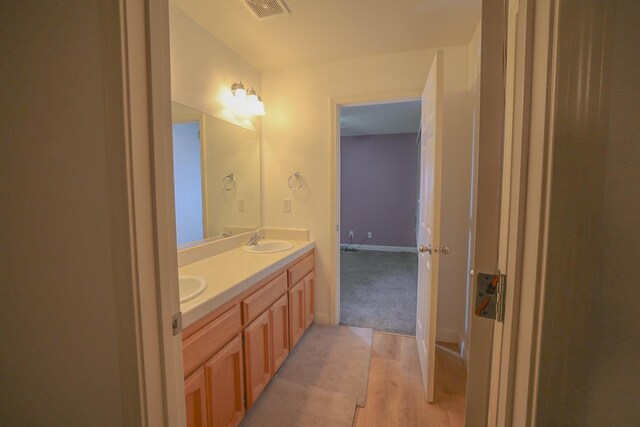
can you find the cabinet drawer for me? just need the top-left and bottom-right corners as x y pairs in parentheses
(183, 305), (242, 378)
(288, 252), (314, 287)
(242, 272), (288, 325)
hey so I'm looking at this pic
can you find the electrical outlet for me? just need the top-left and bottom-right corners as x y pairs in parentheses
(283, 199), (291, 212)
(349, 230), (354, 239)
(367, 232), (372, 239)
(238, 199), (245, 212)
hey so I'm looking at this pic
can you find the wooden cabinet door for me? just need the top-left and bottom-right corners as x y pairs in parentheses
(243, 310), (272, 408)
(204, 336), (245, 427)
(303, 272), (315, 329)
(270, 294), (289, 373)
(185, 367), (208, 427)
(288, 280), (305, 349)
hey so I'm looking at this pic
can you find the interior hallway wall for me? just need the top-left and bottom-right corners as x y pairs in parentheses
(340, 133), (418, 248)
(261, 44), (475, 338)
(535, 0), (639, 424)
(0, 2), (144, 424)
(585, 0), (640, 424)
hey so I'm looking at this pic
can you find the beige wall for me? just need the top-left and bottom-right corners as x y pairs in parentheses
(536, 0), (621, 424)
(261, 45), (475, 334)
(169, 3), (262, 132)
(585, 0), (640, 424)
(0, 1), (142, 424)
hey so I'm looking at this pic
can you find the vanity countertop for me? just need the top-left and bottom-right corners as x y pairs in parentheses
(179, 240), (315, 328)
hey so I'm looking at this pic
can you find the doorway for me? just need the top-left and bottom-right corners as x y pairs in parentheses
(172, 120), (204, 245)
(338, 100), (421, 335)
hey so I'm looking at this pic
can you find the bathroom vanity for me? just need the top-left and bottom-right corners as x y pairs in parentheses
(179, 240), (315, 427)
(169, 99), (315, 426)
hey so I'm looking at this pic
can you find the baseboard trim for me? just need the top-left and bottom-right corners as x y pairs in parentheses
(436, 343), (462, 359)
(436, 328), (459, 344)
(314, 312), (330, 325)
(341, 244), (416, 253)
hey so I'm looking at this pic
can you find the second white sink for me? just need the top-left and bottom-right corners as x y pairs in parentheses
(179, 276), (207, 303)
(243, 240), (293, 254)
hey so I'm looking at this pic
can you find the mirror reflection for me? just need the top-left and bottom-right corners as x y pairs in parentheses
(172, 102), (261, 248)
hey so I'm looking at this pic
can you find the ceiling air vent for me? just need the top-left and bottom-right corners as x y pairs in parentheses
(243, 0), (290, 20)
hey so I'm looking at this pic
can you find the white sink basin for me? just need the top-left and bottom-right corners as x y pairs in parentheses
(179, 276), (207, 303)
(242, 240), (293, 254)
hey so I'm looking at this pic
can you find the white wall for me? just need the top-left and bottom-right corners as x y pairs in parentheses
(205, 114), (261, 234)
(437, 48), (474, 344)
(261, 46), (474, 335)
(169, 3), (262, 132)
(463, 21), (482, 365)
(0, 2), (142, 424)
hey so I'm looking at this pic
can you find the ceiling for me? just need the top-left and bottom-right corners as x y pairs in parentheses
(171, 0), (481, 71)
(340, 101), (421, 137)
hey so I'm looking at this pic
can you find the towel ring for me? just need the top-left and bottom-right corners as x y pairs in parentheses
(222, 173), (236, 191)
(288, 172), (304, 190)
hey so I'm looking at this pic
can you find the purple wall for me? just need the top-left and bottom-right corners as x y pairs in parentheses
(340, 133), (419, 247)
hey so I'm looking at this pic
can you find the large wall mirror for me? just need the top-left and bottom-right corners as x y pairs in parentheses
(172, 102), (261, 248)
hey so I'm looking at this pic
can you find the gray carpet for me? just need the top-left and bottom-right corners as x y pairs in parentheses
(340, 250), (418, 335)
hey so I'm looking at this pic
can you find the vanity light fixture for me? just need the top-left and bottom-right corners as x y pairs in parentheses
(231, 81), (265, 116)
(231, 81), (247, 100)
(247, 87), (266, 116)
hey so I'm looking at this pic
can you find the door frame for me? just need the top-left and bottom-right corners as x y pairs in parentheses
(487, 0), (557, 424)
(172, 112), (208, 240)
(134, 0), (556, 424)
(119, 0), (185, 425)
(329, 89), (423, 326)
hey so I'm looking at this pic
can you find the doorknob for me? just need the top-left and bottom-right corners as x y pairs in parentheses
(438, 246), (451, 255)
(418, 244), (433, 254)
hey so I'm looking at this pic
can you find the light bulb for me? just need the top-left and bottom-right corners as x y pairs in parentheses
(247, 87), (258, 107)
(231, 81), (246, 101)
(235, 87), (246, 101)
(255, 98), (266, 116)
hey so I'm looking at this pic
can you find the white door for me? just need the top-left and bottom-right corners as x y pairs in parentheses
(416, 50), (444, 403)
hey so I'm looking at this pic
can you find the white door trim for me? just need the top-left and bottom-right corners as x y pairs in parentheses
(488, 0), (557, 425)
(329, 89), (423, 326)
(122, 0), (185, 425)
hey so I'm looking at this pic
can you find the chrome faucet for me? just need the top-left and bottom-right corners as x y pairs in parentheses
(245, 231), (262, 246)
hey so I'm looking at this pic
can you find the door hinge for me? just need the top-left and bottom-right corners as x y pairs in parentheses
(171, 311), (183, 336)
(474, 272), (506, 322)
